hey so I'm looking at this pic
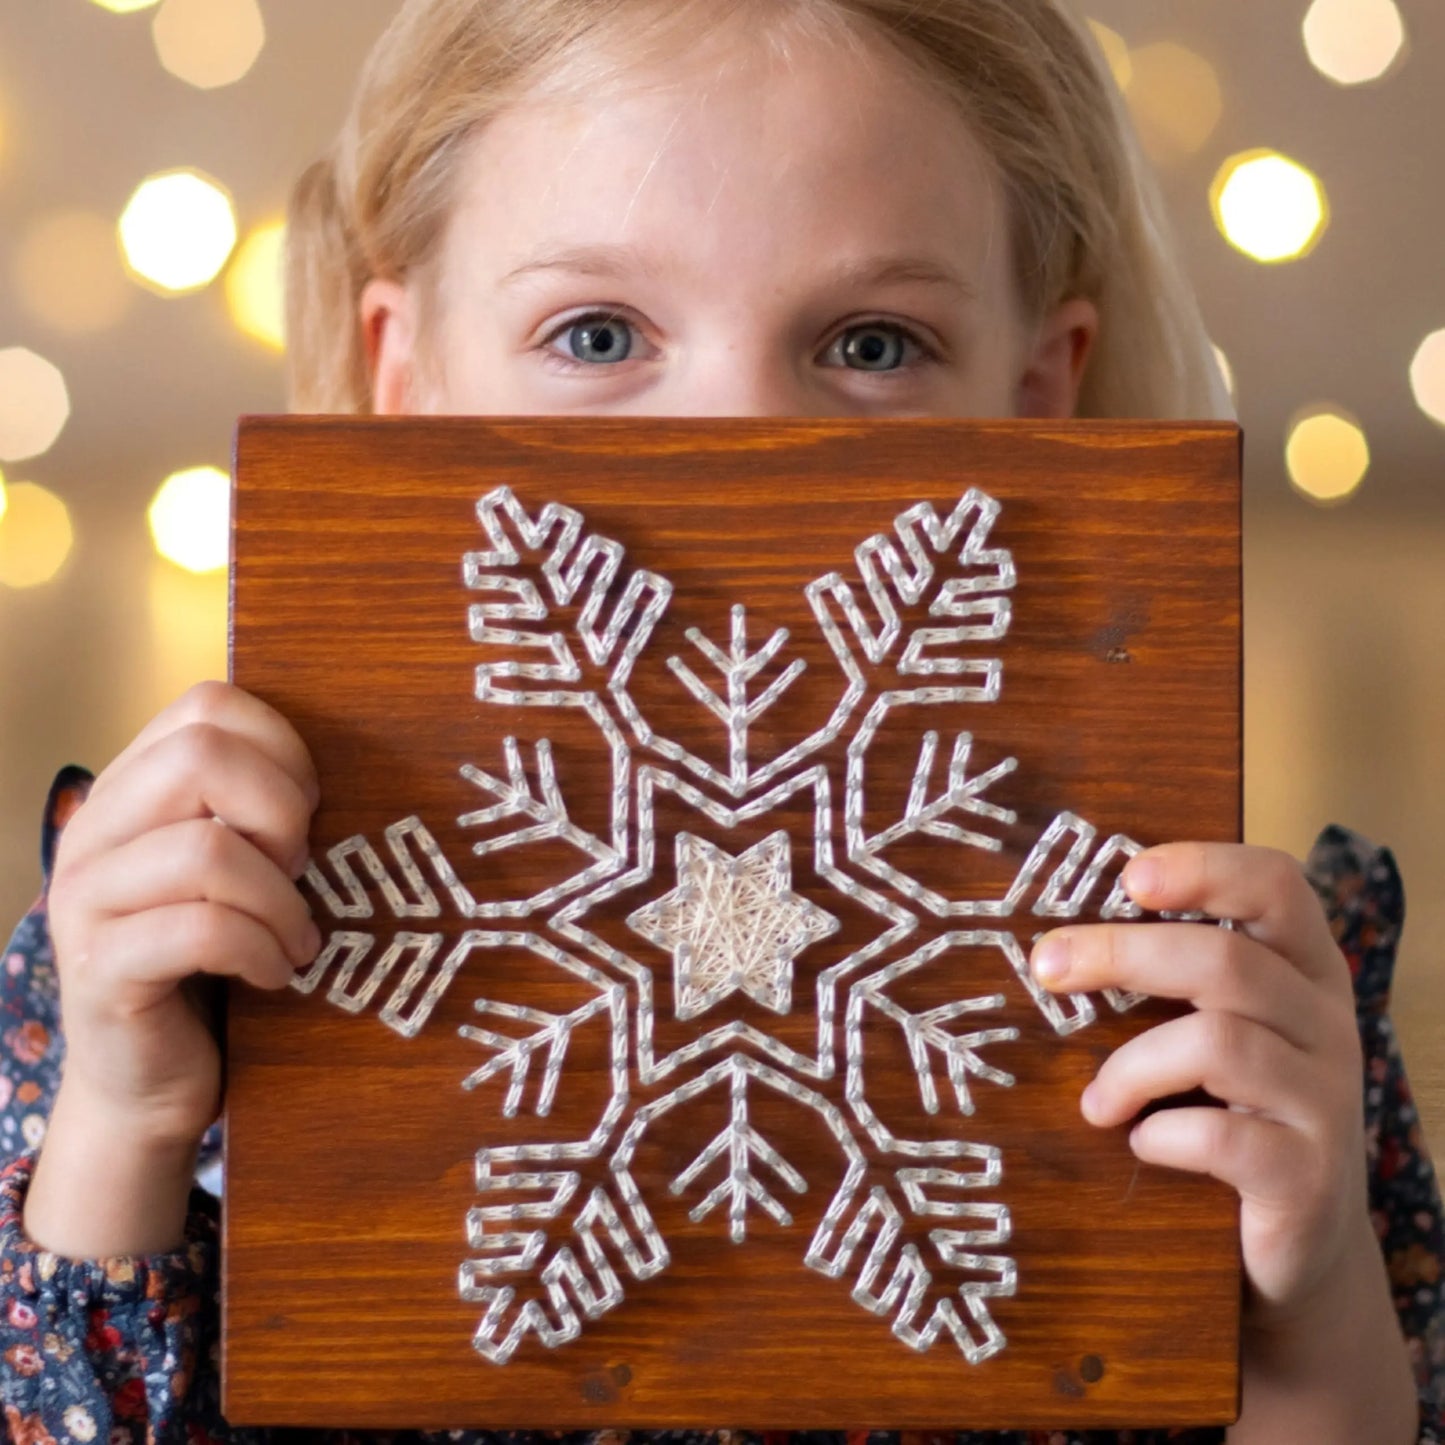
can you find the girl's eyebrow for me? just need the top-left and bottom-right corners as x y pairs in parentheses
(499, 242), (977, 300)
(826, 255), (979, 301)
(500, 242), (665, 288)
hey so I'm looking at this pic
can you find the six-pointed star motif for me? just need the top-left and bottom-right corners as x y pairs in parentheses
(627, 831), (840, 1020)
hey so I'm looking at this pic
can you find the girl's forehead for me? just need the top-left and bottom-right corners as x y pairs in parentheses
(446, 18), (1006, 290)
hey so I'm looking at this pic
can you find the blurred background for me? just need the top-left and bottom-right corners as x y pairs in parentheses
(0, 2), (1440, 1145)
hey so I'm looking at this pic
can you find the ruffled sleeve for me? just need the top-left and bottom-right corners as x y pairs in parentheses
(0, 1149), (231, 1445)
(0, 767), (93, 1166)
(1305, 825), (1445, 1443)
(0, 766), (242, 1440)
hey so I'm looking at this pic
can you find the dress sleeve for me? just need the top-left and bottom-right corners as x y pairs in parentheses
(1305, 826), (1445, 1444)
(0, 1149), (246, 1445)
(0, 765), (244, 1443)
(0, 766), (94, 1165)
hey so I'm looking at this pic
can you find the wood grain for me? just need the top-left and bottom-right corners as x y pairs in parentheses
(224, 416), (1242, 1431)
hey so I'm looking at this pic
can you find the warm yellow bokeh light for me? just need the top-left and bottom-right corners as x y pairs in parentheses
(119, 169), (238, 295)
(1286, 409), (1370, 504)
(1303, 0), (1406, 85)
(226, 220), (287, 351)
(1211, 150), (1328, 264)
(0, 481), (75, 588)
(147, 560), (229, 703)
(1087, 19), (1133, 92)
(1125, 42), (1222, 166)
(16, 210), (133, 335)
(1410, 330), (1445, 428)
(0, 349), (71, 464)
(149, 466), (232, 574)
(0, 470), (8, 524)
(153, 0), (265, 90)
(91, 0), (160, 12)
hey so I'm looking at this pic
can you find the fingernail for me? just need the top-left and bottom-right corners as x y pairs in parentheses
(303, 920), (323, 958)
(1032, 936), (1070, 985)
(1080, 1080), (1103, 1123)
(1124, 857), (1160, 901)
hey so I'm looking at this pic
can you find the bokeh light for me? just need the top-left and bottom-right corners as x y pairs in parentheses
(152, 0), (266, 90)
(226, 220), (287, 351)
(1087, 20), (1133, 92)
(0, 482), (75, 588)
(15, 210), (133, 335)
(119, 169), (238, 295)
(1303, 0), (1407, 85)
(90, 0), (160, 11)
(1211, 150), (1328, 264)
(147, 560), (229, 705)
(1124, 42), (1223, 166)
(149, 466), (232, 573)
(0, 349), (71, 464)
(1285, 408), (1370, 504)
(1410, 330), (1445, 428)
(0, 470), (8, 523)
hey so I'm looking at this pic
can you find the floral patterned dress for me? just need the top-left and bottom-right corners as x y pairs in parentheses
(1, 766), (1442, 1445)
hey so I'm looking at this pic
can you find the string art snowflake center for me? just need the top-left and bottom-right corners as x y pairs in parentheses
(626, 830), (840, 1021)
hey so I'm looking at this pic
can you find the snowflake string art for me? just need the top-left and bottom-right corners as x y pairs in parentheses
(291, 483), (1180, 1371)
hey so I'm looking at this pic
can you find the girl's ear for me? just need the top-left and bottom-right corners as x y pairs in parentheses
(360, 278), (422, 415)
(1013, 296), (1099, 420)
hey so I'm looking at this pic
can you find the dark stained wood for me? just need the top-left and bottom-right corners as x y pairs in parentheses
(224, 416), (1243, 1430)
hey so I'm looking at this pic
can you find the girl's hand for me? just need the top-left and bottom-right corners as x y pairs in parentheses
(46, 680), (322, 1155)
(1029, 842), (1369, 1327)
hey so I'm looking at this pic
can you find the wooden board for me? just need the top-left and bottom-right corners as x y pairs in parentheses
(224, 416), (1242, 1431)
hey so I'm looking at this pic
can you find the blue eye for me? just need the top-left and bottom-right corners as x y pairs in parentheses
(555, 314), (634, 364)
(834, 324), (917, 372)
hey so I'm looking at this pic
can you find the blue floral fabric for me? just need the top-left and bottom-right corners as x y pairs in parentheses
(0, 768), (1441, 1444)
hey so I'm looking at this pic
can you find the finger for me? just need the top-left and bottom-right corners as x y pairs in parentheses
(1119, 842), (1342, 986)
(57, 723), (316, 879)
(86, 681), (319, 811)
(86, 901), (306, 1002)
(76, 818), (319, 968)
(1030, 920), (1324, 1050)
(1081, 1010), (1325, 1133)
(1128, 1105), (1314, 1211)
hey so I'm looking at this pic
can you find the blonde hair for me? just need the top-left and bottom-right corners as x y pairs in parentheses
(285, 0), (1233, 420)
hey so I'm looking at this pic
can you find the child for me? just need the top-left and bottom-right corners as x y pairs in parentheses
(2, 0), (1441, 1441)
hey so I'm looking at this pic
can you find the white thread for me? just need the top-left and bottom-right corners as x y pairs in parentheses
(864, 723), (1019, 859)
(627, 830), (839, 1022)
(460, 992), (617, 1118)
(611, 1053), (864, 1254)
(852, 936), (1020, 1116)
(804, 1181), (1014, 1363)
(666, 1056), (809, 1240)
(290, 930), (376, 997)
(666, 605), (808, 792)
(555, 762), (914, 1085)
(466, 486), (675, 706)
(463, 1180), (666, 1365)
(294, 484), (1236, 1368)
(809, 491), (1016, 667)
(455, 735), (625, 919)
(300, 817), (483, 923)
